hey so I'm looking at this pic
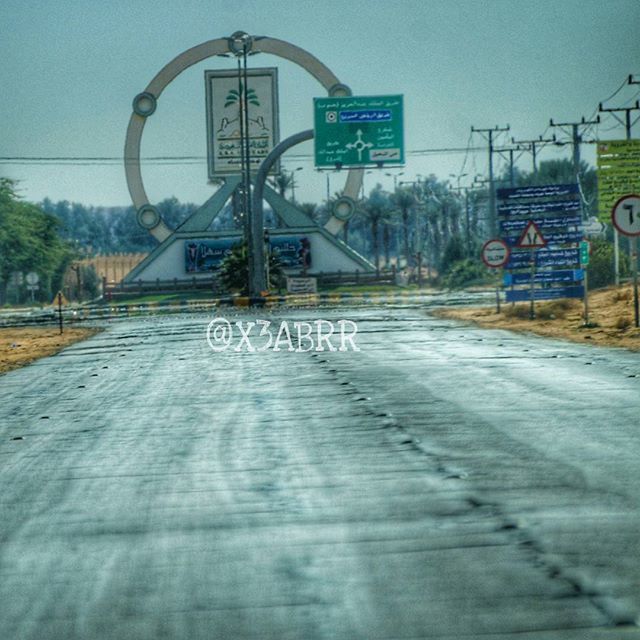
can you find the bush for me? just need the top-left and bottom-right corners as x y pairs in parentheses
(587, 238), (629, 289)
(616, 316), (632, 330)
(442, 258), (491, 289)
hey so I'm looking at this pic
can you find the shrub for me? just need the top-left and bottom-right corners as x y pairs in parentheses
(587, 238), (629, 289)
(442, 258), (491, 289)
(616, 316), (632, 330)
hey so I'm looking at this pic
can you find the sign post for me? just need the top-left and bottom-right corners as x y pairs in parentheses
(481, 239), (510, 313)
(516, 221), (547, 319)
(612, 194), (640, 327)
(579, 240), (590, 325)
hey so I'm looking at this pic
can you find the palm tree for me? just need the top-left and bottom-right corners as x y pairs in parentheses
(390, 187), (415, 269)
(360, 184), (390, 277)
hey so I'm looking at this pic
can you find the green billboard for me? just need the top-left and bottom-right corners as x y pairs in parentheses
(313, 95), (404, 168)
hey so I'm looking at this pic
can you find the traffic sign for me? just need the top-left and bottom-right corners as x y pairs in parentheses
(579, 240), (590, 266)
(505, 285), (584, 303)
(481, 239), (510, 268)
(504, 230), (582, 247)
(580, 217), (607, 237)
(503, 269), (584, 286)
(314, 95), (404, 168)
(517, 221), (547, 248)
(506, 247), (580, 269)
(25, 271), (39, 285)
(611, 194), (640, 237)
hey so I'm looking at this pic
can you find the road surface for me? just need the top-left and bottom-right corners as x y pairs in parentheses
(1, 307), (639, 639)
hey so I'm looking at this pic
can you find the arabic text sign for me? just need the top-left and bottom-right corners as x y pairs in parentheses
(497, 184), (580, 201)
(205, 68), (280, 177)
(504, 230), (583, 247)
(505, 286), (584, 303)
(506, 247), (580, 269)
(314, 95), (404, 168)
(503, 269), (584, 286)
(597, 140), (640, 221)
(500, 214), (582, 233)
(497, 199), (581, 217)
(185, 235), (310, 273)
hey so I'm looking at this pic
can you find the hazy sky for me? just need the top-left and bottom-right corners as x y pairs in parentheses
(1, 0), (639, 208)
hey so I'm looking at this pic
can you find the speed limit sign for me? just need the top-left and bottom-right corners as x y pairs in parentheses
(612, 194), (640, 237)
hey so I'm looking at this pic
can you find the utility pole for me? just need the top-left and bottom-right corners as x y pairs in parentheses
(471, 125), (510, 237)
(549, 115), (600, 183)
(599, 99), (640, 140)
(511, 134), (557, 176)
(599, 83), (640, 288)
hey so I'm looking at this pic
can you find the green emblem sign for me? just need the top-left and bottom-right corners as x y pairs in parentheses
(313, 95), (404, 168)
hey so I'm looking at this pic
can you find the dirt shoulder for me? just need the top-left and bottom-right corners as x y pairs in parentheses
(434, 285), (640, 352)
(0, 327), (100, 375)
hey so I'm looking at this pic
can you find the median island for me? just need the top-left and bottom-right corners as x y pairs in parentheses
(435, 284), (640, 352)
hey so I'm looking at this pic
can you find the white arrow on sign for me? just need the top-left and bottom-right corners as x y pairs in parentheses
(580, 217), (607, 236)
(612, 194), (640, 237)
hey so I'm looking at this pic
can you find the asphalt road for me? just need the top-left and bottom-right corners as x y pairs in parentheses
(1, 307), (639, 639)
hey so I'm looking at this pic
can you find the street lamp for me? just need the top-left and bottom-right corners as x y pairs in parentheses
(385, 171), (404, 189)
(290, 166), (303, 203)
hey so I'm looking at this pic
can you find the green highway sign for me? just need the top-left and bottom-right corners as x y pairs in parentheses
(313, 95), (404, 168)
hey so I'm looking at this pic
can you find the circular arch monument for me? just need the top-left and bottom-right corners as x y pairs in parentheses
(124, 32), (363, 243)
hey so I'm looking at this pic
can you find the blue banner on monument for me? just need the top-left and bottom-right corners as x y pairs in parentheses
(503, 269), (584, 286)
(497, 184), (580, 201)
(497, 200), (581, 217)
(506, 247), (580, 269)
(505, 285), (585, 302)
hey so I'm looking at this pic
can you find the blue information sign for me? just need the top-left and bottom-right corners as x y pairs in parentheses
(503, 269), (584, 286)
(497, 199), (581, 217)
(504, 230), (583, 247)
(500, 214), (582, 233)
(497, 184), (580, 200)
(505, 285), (585, 302)
(506, 247), (580, 269)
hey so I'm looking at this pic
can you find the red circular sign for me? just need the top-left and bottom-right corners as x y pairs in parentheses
(481, 239), (510, 268)
(611, 194), (640, 237)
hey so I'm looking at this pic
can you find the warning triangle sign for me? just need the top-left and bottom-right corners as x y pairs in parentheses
(52, 290), (69, 306)
(517, 221), (547, 248)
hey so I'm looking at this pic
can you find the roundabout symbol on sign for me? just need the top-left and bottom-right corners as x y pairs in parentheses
(481, 239), (510, 268)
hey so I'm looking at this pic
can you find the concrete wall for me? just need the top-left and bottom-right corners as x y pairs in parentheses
(126, 230), (372, 282)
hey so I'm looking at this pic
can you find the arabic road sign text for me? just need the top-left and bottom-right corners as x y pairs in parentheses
(314, 95), (404, 168)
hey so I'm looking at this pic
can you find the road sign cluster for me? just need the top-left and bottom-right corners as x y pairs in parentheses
(495, 183), (586, 303)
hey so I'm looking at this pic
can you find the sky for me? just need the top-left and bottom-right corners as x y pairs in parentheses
(1, 0), (639, 209)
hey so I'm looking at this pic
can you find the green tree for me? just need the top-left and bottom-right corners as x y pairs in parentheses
(359, 184), (390, 277)
(218, 240), (284, 294)
(0, 178), (74, 305)
(390, 187), (414, 268)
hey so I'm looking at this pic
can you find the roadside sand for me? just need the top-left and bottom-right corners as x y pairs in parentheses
(0, 327), (99, 375)
(434, 285), (640, 351)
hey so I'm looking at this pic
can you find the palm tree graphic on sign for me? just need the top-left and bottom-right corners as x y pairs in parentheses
(225, 82), (260, 108)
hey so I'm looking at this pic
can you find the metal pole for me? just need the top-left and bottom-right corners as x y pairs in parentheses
(529, 251), (536, 320)
(252, 130), (315, 295)
(583, 268), (589, 326)
(633, 236), (639, 328)
(57, 292), (63, 335)
(488, 129), (496, 237)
